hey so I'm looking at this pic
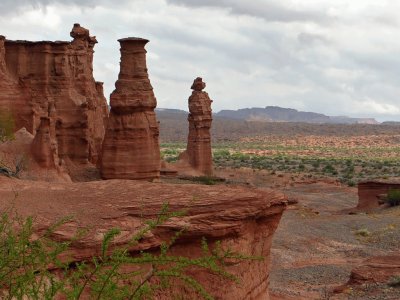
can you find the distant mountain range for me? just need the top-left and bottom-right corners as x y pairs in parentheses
(216, 106), (379, 124)
(156, 106), (379, 125)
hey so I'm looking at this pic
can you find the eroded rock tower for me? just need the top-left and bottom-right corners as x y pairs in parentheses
(101, 38), (160, 180)
(185, 77), (213, 175)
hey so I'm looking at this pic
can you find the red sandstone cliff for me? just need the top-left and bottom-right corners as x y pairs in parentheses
(0, 35), (31, 132)
(0, 24), (108, 168)
(101, 38), (160, 180)
(0, 177), (286, 299)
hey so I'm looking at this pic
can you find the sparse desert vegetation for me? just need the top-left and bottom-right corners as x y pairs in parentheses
(161, 132), (400, 187)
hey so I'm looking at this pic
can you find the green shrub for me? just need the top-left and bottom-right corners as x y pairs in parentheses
(347, 180), (356, 187)
(355, 228), (370, 237)
(386, 189), (400, 207)
(194, 176), (216, 185)
(0, 204), (258, 299)
(388, 276), (400, 288)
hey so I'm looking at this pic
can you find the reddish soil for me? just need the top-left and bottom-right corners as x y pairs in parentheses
(214, 167), (400, 299)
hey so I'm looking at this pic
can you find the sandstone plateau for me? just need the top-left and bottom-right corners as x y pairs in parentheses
(0, 24), (108, 171)
(101, 38), (160, 180)
(0, 177), (287, 299)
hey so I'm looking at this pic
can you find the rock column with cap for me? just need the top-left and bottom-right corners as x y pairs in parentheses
(186, 77), (213, 175)
(101, 38), (160, 180)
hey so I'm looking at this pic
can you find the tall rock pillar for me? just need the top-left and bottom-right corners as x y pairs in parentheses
(186, 77), (213, 175)
(101, 38), (160, 180)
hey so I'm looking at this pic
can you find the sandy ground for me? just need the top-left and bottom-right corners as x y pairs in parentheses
(212, 168), (400, 299)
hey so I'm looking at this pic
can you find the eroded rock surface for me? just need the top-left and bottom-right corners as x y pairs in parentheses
(183, 77), (213, 175)
(101, 38), (160, 180)
(0, 128), (71, 182)
(0, 24), (108, 167)
(31, 117), (58, 169)
(348, 255), (400, 286)
(0, 177), (286, 299)
(357, 180), (400, 210)
(0, 35), (31, 132)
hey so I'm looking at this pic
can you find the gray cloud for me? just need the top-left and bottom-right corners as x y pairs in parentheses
(166, 0), (331, 23)
(0, 0), (399, 121)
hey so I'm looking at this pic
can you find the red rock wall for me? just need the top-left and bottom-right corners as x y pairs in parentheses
(185, 77), (213, 175)
(0, 24), (108, 166)
(357, 181), (400, 210)
(101, 38), (160, 180)
(31, 117), (57, 168)
(0, 35), (32, 132)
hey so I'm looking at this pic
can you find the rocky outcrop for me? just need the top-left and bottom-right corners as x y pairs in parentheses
(101, 38), (160, 180)
(348, 255), (400, 286)
(357, 180), (400, 210)
(182, 77), (213, 175)
(0, 24), (108, 167)
(31, 117), (58, 168)
(334, 255), (400, 295)
(0, 128), (71, 182)
(0, 178), (287, 299)
(0, 35), (31, 132)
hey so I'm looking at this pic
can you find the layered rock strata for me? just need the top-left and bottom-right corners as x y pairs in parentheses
(101, 38), (160, 180)
(0, 35), (31, 132)
(348, 255), (400, 286)
(0, 177), (287, 299)
(184, 77), (213, 175)
(357, 180), (400, 210)
(0, 24), (108, 166)
(31, 117), (58, 168)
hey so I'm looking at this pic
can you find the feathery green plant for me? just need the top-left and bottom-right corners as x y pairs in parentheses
(0, 203), (260, 299)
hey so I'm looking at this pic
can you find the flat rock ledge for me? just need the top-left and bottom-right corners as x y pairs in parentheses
(0, 177), (287, 300)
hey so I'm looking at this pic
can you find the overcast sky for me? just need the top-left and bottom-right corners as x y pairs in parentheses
(1, 0), (399, 121)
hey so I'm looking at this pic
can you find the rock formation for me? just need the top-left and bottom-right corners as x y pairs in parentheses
(357, 180), (400, 210)
(348, 255), (400, 286)
(31, 117), (59, 169)
(0, 177), (287, 299)
(0, 35), (31, 132)
(334, 255), (400, 295)
(184, 77), (213, 175)
(101, 38), (160, 180)
(0, 24), (108, 168)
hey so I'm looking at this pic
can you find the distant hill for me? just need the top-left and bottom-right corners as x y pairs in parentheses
(155, 108), (396, 143)
(216, 106), (379, 124)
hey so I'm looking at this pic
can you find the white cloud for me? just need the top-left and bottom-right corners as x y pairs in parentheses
(1, 0), (400, 120)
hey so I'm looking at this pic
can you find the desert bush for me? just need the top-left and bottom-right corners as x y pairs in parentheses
(0, 204), (257, 299)
(386, 189), (400, 207)
(388, 276), (400, 288)
(355, 228), (370, 237)
(347, 180), (356, 187)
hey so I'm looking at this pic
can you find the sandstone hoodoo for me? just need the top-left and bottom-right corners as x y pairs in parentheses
(0, 24), (108, 168)
(101, 38), (160, 180)
(184, 77), (213, 175)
